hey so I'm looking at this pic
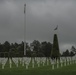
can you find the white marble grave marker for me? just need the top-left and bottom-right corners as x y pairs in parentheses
(32, 58), (34, 68)
(9, 58), (12, 68)
(12, 58), (18, 67)
(47, 58), (49, 65)
(51, 59), (55, 70)
(57, 59), (59, 68)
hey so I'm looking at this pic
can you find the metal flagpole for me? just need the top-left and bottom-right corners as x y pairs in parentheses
(24, 4), (26, 56)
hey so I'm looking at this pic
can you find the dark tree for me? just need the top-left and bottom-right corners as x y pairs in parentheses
(69, 51), (75, 57)
(62, 49), (70, 57)
(3, 41), (10, 52)
(0, 40), (53, 57)
(30, 40), (41, 54)
(41, 41), (52, 57)
(0, 43), (3, 52)
(51, 34), (60, 59)
(71, 46), (76, 54)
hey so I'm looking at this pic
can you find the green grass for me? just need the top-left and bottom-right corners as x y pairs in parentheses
(0, 61), (76, 75)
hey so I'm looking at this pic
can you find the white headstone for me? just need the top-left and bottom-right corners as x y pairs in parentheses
(64, 58), (66, 66)
(57, 59), (59, 68)
(1, 58), (8, 69)
(32, 58), (34, 68)
(9, 58), (12, 68)
(12, 58), (18, 67)
(47, 58), (49, 65)
(51, 59), (55, 70)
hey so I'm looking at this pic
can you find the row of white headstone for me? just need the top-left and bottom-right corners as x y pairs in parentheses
(51, 57), (76, 70)
(0, 58), (8, 69)
(0, 56), (76, 69)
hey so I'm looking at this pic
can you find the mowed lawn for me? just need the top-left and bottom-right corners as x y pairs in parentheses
(0, 63), (76, 75)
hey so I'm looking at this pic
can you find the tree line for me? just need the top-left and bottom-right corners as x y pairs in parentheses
(0, 40), (52, 57)
(62, 46), (76, 57)
(0, 40), (75, 57)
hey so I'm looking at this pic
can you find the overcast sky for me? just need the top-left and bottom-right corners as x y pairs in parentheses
(0, 0), (76, 52)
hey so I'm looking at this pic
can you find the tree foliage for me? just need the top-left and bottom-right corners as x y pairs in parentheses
(0, 40), (52, 57)
(51, 34), (60, 59)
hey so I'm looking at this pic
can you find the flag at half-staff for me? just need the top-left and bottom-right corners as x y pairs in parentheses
(54, 25), (58, 30)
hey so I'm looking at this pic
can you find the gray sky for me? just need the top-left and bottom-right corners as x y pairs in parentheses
(0, 0), (76, 52)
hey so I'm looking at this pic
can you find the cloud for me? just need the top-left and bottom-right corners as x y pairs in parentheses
(60, 43), (76, 53)
(0, 0), (76, 52)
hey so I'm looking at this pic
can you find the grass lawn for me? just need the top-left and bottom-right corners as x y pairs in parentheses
(0, 63), (76, 75)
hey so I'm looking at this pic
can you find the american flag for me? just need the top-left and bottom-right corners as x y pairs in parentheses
(54, 25), (58, 30)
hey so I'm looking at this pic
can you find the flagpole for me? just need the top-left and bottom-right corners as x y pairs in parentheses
(24, 4), (26, 56)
